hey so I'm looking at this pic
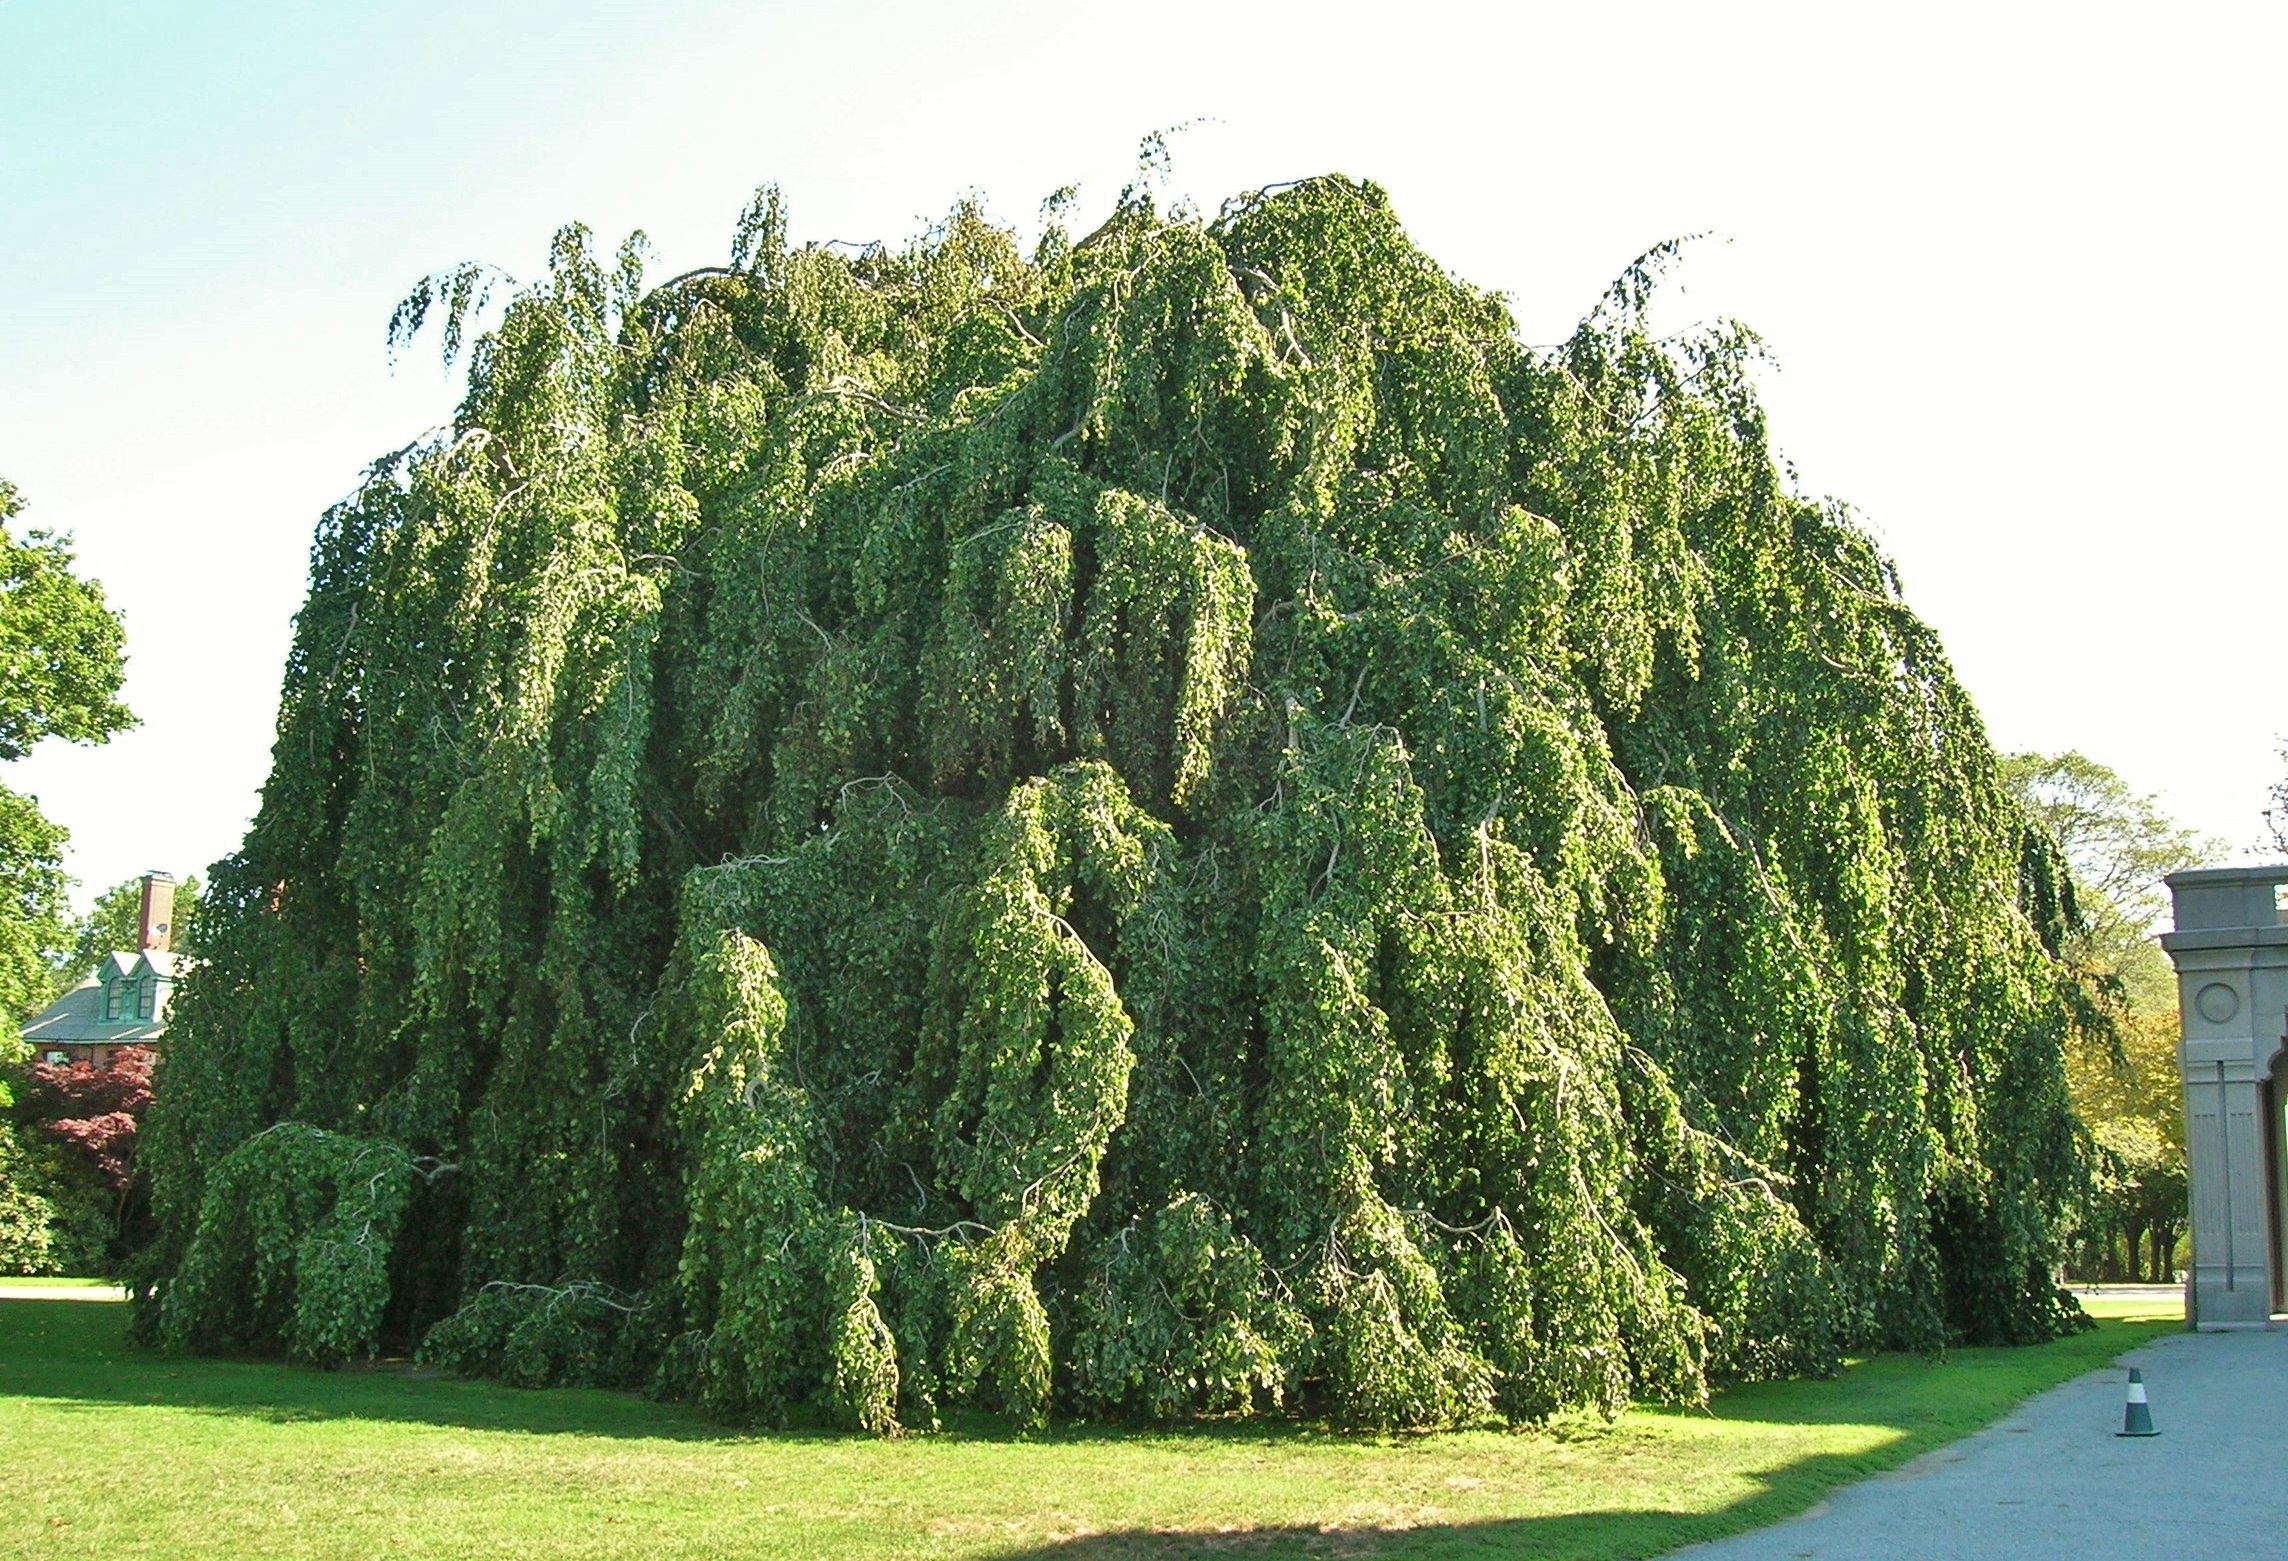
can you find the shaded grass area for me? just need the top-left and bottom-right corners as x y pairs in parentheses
(0, 1300), (2172, 1559)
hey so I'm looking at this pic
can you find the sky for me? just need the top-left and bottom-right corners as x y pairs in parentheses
(3, 0), (2283, 908)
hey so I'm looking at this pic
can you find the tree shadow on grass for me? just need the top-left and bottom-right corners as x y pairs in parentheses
(0, 1299), (1393, 1448)
(972, 1442), (1888, 1561)
(984, 1517), (1735, 1561)
(0, 1297), (724, 1442)
(1, 1293), (2162, 1483)
(971, 1331), (2172, 1561)
(0, 1298), (1416, 1450)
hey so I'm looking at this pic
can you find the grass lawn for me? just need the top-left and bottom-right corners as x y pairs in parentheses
(0, 1279), (116, 1289)
(0, 1298), (2175, 1560)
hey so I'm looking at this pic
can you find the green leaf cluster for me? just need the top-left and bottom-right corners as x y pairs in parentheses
(0, 480), (133, 1023)
(0, 480), (133, 764)
(2002, 750), (2214, 1014)
(157, 1122), (413, 1364)
(142, 177), (2094, 1427)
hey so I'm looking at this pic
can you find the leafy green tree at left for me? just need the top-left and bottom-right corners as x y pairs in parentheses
(0, 478), (132, 1275)
(0, 478), (134, 1023)
(0, 790), (70, 1033)
(0, 481), (132, 760)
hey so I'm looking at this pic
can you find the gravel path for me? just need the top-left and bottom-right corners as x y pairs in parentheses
(1674, 1325), (2288, 1560)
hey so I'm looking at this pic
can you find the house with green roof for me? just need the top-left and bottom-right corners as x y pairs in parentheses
(17, 873), (181, 1069)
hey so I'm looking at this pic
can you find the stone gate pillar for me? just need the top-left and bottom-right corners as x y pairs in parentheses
(2161, 866), (2288, 1329)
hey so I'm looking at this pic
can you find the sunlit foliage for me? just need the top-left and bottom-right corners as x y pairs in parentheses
(2004, 749), (2211, 1283)
(0, 480), (132, 1023)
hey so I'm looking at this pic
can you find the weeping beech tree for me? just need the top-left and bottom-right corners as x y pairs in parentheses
(139, 176), (2092, 1430)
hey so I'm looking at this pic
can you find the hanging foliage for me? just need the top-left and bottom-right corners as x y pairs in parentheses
(157, 1123), (415, 1365)
(141, 172), (2094, 1429)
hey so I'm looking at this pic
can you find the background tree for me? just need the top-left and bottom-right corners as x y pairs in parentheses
(13, 1046), (158, 1265)
(0, 1110), (65, 1272)
(47, 874), (201, 997)
(0, 792), (69, 1033)
(2002, 750), (2214, 1280)
(0, 477), (134, 1274)
(0, 478), (134, 1021)
(2001, 751), (2213, 1011)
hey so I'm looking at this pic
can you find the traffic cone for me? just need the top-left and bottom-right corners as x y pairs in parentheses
(2117, 1367), (2159, 1437)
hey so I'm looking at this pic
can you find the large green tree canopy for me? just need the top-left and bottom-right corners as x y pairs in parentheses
(144, 177), (2092, 1430)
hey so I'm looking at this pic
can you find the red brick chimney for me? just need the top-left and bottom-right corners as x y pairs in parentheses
(138, 872), (176, 953)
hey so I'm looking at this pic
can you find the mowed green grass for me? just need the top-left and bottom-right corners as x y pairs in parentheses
(0, 1298), (2174, 1560)
(0, 1278), (124, 1291)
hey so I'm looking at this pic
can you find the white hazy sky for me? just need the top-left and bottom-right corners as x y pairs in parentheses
(3, 0), (2282, 905)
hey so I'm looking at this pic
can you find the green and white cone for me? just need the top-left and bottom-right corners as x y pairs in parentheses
(2117, 1367), (2159, 1437)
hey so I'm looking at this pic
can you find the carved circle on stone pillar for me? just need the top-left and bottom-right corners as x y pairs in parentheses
(2197, 982), (2241, 1024)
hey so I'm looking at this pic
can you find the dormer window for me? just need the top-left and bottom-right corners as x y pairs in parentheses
(91, 955), (168, 1026)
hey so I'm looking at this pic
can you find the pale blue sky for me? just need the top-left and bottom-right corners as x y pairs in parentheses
(4, 0), (2282, 903)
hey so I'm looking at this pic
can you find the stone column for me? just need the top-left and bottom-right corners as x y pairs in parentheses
(2161, 867), (2288, 1329)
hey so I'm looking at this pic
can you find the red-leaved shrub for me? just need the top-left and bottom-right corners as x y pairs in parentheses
(23, 1046), (155, 1194)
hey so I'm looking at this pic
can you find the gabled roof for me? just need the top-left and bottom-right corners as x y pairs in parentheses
(18, 954), (178, 1046)
(94, 949), (180, 983)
